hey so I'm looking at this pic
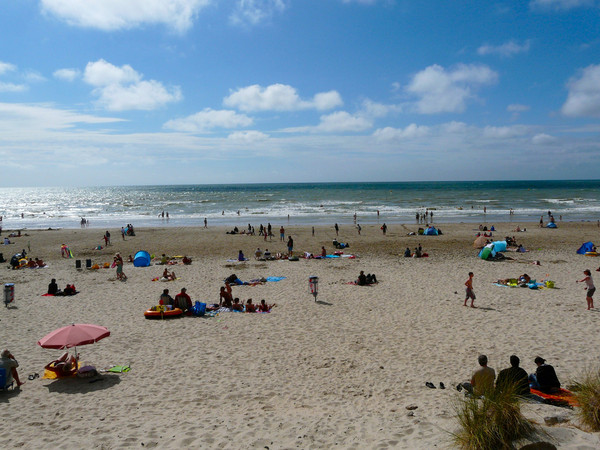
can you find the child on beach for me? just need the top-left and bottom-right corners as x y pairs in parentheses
(464, 272), (475, 307)
(577, 269), (595, 310)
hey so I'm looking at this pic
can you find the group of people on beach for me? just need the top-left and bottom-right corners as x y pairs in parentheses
(457, 354), (561, 399)
(218, 282), (275, 312)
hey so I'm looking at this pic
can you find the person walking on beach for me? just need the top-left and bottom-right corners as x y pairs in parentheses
(464, 272), (475, 307)
(381, 223), (387, 235)
(334, 223), (339, 236)
(357, 224), (361, 235)
(287, 236), (294, 257)
(577, 269), (595, 310)
(204, 218), (207, 228)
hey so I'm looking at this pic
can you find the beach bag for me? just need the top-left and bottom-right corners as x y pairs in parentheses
(191, 301), (206, 316)
(545, 280), (555, 288)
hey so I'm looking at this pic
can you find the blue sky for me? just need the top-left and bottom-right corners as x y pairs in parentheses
(0, 0), (599, 186)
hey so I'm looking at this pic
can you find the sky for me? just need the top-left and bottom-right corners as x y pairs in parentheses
(0, 0), (599, 187)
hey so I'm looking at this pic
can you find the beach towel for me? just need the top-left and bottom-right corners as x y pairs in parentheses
(265, 276), (286, 282)
(530, 388), (578, 407)
(105, 365), (131, 373)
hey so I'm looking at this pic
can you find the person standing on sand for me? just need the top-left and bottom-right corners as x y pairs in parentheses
(357, 224), (361, 235)
(279, 226), (285, 241)
(204, 218), (207, 228)
(577, 269), (595, 310)
(381, 223), (387, 235)
(334, 223), (339, 236)
(464, 272), (475, 307)
(287, 236), (294, 257)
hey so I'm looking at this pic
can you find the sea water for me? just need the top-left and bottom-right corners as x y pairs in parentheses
(0, 180), (599, 230)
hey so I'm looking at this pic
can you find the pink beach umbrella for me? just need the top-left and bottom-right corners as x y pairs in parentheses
(37, 323), (110, 354)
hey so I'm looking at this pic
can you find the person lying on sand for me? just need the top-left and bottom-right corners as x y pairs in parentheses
(45, 352), (78, 376)
(182, 256), (192, 265)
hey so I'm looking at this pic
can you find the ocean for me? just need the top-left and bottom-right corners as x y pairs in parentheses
(0, 180), (599, 230)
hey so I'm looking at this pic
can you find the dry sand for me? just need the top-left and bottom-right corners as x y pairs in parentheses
(1, 221), (600, 448)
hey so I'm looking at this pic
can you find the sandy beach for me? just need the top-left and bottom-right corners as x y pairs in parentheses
(2, 221), (600, 449)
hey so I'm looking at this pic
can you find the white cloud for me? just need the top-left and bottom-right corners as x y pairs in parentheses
(532, 133), (557, 144)
(54, 68), (81, 82)
(230, 0), (286, 26)
(315, 111), (372, 132)
(507, 104), (530, 112)
(0, 61), (16, 76)
(530, 0), (596, 10)
(406, 64), (498, 114)
(373, 124), (430, 141)
(477, 40), (531, 57)
(562, 64), (600, 118)
(0, 82), (27, 93)
(482, 125), (529, 138)
(83, 59), (181, 111)
(0, 102), (123, 131)
(164, 108), (253, 133)
(361, 99), (399, 118)
(227, 130), (269, 142)
(84, 60), (141, 87)
(223, 84), (342, 112)
(24, 71), (46, 83)
(40, 0), (212, 32)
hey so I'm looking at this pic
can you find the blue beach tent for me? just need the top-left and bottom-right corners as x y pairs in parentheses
(478, 243), (497, 260)
(424, 227), (438, 236)
(133, 250), (151, 267)
(577, 242), (595, 255)
(491, 240), (507, 252)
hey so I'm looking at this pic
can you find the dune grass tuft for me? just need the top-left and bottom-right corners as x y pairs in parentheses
(451, 384), (536, 450)
(572, 369), (600, 431)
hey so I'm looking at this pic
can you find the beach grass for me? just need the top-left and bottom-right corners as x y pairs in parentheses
(451, 385), (537, 449)
(572, 369), (600, 431)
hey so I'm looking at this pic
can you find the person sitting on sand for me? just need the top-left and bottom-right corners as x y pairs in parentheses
(160, 254), (169, 265)
(27, 258), (36, 268)
(258, 299), (276, 312)
(128, 255), (134, 262)
(174, 288), (192, 312)
(496, 355), (530, 396)
(245, 299), (256, 313)
(159, 289), (173, 307)
(264, 249), (271, 260)
(529, 356), (561, 393)
(45, 352), (78, 376)
(238, 250), (246, 261)
(321, 246), (326, 257)
(231, 297), (244, 312)
(48, 278), (59, 295)
(414, 247), (422, 258)
(1, 349), (24, 387)
(458, 355), (496, 396)
(182, 256), (192, 265)
(35, 258), (45, 267)
(162, 268), (176, 281)
(357, 270), (368, 286)
(404, 247), (411, 257)
(254, 248), (263, 260)
(366, 273), (377, 284)
(220, 283), (233, 308)
(63, 284), (76, 296)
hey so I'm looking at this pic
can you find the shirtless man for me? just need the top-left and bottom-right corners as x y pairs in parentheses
(219, 283), (233, 308)
(464, 272), (475, 307)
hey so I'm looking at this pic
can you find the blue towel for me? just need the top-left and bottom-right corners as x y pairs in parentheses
(266, 276), (286, 282)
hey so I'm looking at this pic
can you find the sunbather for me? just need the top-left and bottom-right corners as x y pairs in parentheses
(245, 299), (256, 313)
(258, 299), (276, 312)
(232, 298), (244, 311)
(45, 352), (78, 376)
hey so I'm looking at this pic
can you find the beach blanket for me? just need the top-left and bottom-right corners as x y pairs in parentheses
(346, 281), (376, 286)
(41, 291), (79, 296)
(530, 388), (578, 407)
(151, 277), (180, 282)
